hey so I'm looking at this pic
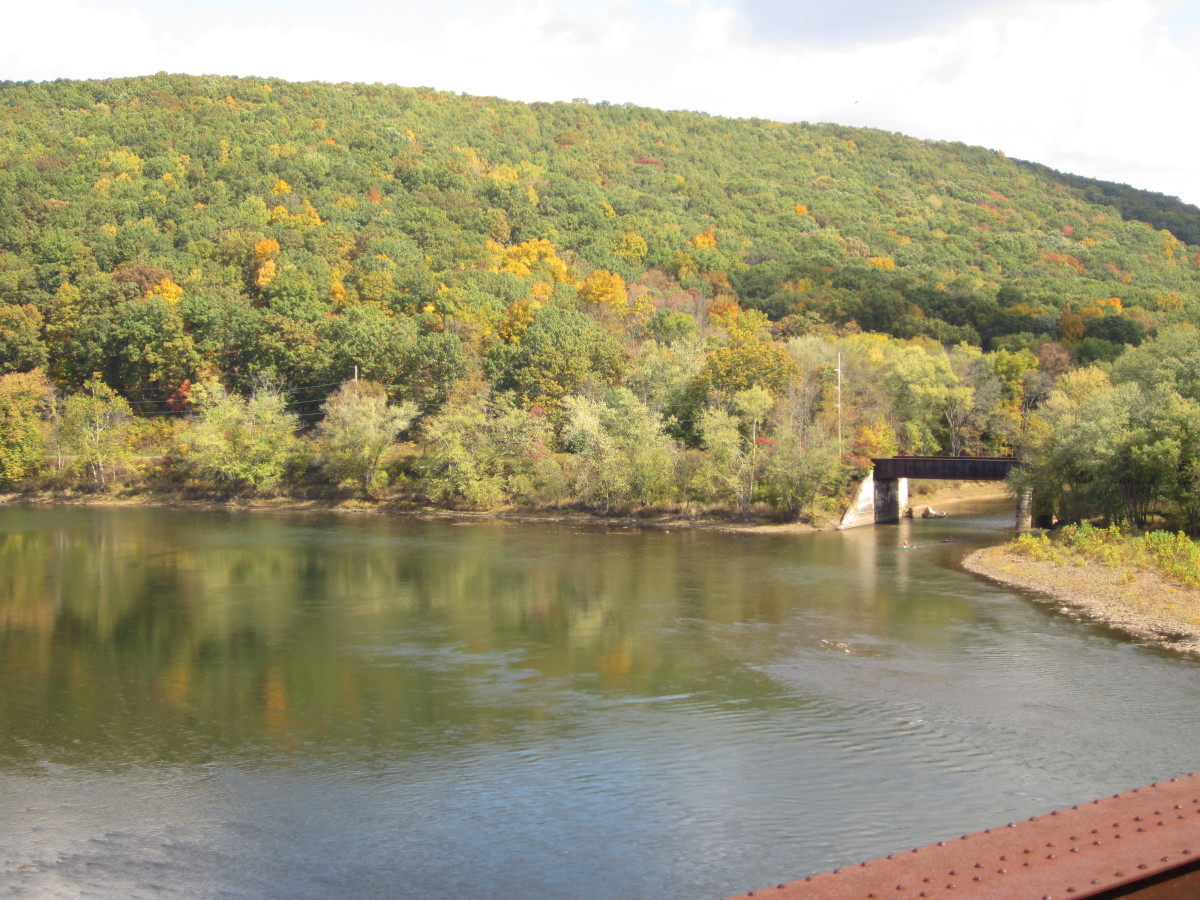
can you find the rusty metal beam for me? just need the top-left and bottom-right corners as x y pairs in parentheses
(726, 773), (1200, 899)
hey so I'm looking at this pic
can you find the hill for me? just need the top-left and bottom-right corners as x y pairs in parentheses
(1, 72), (1199, 405)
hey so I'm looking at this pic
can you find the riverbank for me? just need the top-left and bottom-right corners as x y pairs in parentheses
(963, 542), (1200, 657)
(0, 480), (1013, 534)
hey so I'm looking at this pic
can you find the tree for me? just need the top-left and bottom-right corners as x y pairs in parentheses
(693, 388), (773, 519)
(183, 383), (299, 494)
(56, 380), (135, 491)
(106, 297), (200, 400)
(0, 369), (52, 486)
(484, 305), (625, 408)
(561, 389), (678, 511)
(416, 397), (553, 508)
(0, 304), (48, 374)
(762, 390), (845, 522)
(316, 380), (416, 495)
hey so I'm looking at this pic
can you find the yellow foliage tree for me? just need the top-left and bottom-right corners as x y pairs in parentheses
(500, 298), (539, 344)
(254, 238), (280, 260)
(272, 179), (292, 195)
(255, 258), (278, 289)
(690, 227), (717, 249)
(578, 270), (628, 310)
(613, 231), (647, 265)
(488, 238), (573, 283)
(149, 277), (184, 305)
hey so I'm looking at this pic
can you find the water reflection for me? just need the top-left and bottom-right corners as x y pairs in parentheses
(3, 504), (1200, 899)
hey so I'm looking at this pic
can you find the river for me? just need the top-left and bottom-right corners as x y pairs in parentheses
(2, 501), (1199, 899)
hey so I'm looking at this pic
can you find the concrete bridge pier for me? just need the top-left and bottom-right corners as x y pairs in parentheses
(873, 476), (908, 525)
(839, 471), (909, 528)
(1016, 487), (1034, 531)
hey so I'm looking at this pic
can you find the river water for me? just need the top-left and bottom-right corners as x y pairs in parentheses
(2, 502), (1199, 899)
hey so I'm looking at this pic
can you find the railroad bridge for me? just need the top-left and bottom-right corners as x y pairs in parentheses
(840, 456), (1030, 530)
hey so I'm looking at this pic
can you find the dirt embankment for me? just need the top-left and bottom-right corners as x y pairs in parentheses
(963, 543), (1200, 657)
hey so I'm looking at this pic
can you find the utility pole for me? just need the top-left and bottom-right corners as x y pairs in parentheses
(836, 351), (843, 452)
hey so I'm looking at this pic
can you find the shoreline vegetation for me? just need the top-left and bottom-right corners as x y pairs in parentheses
(0, 479), (1008, 532)
(964, 525), (1200, 657)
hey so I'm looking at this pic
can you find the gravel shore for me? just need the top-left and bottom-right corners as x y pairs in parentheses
(963, 543), (1200, 656)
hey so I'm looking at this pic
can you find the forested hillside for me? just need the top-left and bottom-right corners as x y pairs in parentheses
(2, 74), (1199, 520)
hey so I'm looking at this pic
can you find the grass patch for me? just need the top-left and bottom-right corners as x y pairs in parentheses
(1011, 523), (1200, 587)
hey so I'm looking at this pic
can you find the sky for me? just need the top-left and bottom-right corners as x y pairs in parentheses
(3, 0), (1199, 206)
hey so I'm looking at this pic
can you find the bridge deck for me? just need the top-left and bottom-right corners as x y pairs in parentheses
(726, 772), (1200, 899)
(872, 456), (1019, 481)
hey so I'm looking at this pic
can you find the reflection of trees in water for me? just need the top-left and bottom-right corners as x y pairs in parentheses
(0, 510), (779, 763)
(0, 507), (983, 766)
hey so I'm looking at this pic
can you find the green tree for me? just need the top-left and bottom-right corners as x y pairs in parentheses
(693, 388), (773, 519)
(561, 389), (678, 511)
(416, 397), (552, 508)
(183, 383), (299, 494)
(316, 379), (417, 496)
(0, 304), (48, 374)
(56, 380), (135, 491)
(484, 305), (625, 408)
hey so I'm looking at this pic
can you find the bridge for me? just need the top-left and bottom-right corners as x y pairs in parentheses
(840, 456), (1030, 530)
(725, 771), (1200, 899)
